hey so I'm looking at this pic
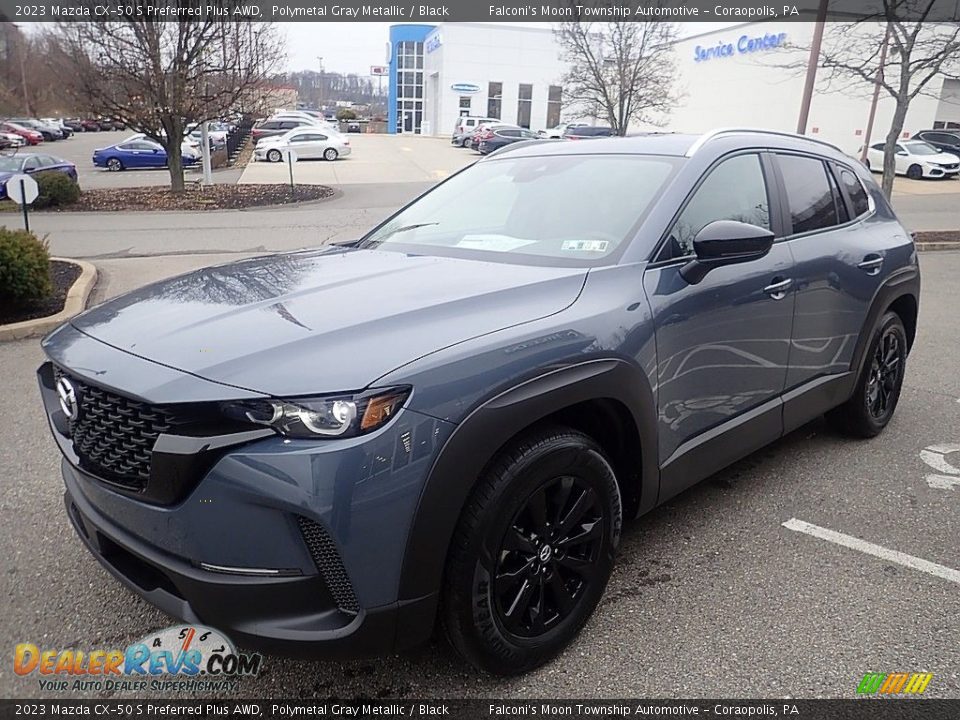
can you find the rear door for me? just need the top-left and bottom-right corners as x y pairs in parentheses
(771, 153), (891, 430)
(643, 151), (795, 500)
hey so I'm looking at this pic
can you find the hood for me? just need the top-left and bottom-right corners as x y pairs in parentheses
(70, 247), (587, 397)
(928, 153), (960, 165)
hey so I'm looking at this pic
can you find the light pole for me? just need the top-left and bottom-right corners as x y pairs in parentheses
(317, 56), (324, 111)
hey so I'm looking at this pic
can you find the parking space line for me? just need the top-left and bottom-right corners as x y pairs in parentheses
(782, 518), (960, 585)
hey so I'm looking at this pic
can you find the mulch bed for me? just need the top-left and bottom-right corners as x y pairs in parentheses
(913, 230), (960, 245)
(58, 184), (335, 212)
(0, 260), (82, 326)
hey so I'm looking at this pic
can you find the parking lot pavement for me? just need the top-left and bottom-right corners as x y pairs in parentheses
(11, 129), (233, 191)
(0, 249), (957, 699)
(239, 133), (475, 186)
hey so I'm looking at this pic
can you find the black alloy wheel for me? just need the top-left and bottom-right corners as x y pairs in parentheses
(866, 325), (904, 422)
(493, 476), (604, 638)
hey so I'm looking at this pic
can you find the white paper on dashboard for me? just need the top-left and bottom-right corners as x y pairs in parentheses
(456, 234), (537, 252)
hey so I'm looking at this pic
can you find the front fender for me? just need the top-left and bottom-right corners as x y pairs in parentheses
(395, 358), (658, 613)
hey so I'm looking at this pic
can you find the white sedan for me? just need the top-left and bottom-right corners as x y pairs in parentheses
(537, 122), (588, 139)
(253, 128), (351, 162)
(865, 140), (960, 179)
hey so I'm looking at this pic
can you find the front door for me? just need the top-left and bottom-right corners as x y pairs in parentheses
(643, 152), (796, 501)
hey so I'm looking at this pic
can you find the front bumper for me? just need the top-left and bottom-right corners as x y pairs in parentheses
(37, 331), (454, 657)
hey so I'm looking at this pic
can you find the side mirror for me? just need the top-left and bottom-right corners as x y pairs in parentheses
(679, 220), (775, 284)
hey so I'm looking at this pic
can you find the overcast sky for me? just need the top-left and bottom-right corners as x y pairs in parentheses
(283, 22), (738, 75)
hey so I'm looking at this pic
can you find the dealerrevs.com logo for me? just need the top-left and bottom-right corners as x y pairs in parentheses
(14, 625), (262, 693)
(856, 672), (934, 696)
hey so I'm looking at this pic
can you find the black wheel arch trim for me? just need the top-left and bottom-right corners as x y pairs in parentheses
(396, 358), (658, 607)
(850, 264), (919, 382)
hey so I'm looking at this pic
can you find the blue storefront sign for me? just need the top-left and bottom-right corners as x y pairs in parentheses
(694, 31), (787, 63)
(450, 83), (481, 94)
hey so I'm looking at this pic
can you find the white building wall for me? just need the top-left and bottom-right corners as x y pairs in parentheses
(422, 23), (570, 136)
(664, 22), (943, 155)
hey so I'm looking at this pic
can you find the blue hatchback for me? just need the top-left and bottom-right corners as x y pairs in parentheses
(92, 139), (198, 171)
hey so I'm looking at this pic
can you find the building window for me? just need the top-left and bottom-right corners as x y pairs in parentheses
(547, 86), (562, 128)
(459, 96), (472, 116)
(395, 40), (425, 133)
(517, 83), (533, 128)
(488, 82), (502, 119)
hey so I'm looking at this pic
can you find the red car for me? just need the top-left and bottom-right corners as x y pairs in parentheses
(1, 122), (43, 145)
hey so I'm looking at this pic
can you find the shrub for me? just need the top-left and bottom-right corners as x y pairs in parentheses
(0, 227), (52, 308)
(335, 108), (357, 121)
(33, 171), (80, 209)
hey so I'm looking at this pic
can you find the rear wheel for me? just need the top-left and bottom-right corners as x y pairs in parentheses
(907, 164), (923, 180)
(828, 311), (907, 438)
(105, 157), (123, 171)
(441, 426), (621, 675)
(323, 148), (338, 161)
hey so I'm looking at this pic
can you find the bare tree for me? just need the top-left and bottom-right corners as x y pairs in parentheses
(555, 16), (679, 135)
(815, 1), (960, 198)
(48, 16), (285, 192)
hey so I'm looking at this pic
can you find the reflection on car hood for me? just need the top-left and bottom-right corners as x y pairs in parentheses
(70, 247), (587, 397)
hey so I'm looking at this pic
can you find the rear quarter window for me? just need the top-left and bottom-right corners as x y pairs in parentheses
(838, 168), (871, 218)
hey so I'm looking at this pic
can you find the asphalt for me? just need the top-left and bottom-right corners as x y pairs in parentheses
(0, 245), (957, 699)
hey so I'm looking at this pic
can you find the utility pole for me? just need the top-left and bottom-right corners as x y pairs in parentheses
(796, 0), (829, 135)
(860, 24), (892, 163)
(317, 56), (324, 112)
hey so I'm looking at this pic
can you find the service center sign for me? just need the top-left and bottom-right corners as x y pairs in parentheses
(694, 31), (787, 62)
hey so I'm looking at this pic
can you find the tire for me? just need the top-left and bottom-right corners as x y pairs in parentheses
(441, 426), (622, 675)
(267, 148), (282, 163)
(907, 164), (923, 180)
(323, 148), (338, 161)
(864, 158), (871, 171)
(828, 311), (907, 438)
(105, 157), (123, 171)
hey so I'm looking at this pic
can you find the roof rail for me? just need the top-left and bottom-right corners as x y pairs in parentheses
(685, 128), (843, 157)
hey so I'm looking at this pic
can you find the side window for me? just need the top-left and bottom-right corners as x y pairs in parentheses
(777, 154), (839, 235)
(839, 168), (871, 218)
(659, 153), (770, 261)
(23, 156), (40, 171)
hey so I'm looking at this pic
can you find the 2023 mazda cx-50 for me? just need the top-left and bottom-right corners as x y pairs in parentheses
(39, 129), (919, 675)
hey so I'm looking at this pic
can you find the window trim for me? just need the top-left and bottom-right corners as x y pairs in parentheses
(648, 149), (780, 266)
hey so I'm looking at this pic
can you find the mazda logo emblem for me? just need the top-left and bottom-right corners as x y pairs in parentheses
(56, 377), (79, 422)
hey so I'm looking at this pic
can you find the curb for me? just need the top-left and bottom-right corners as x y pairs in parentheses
(0, 258), (98, 342)
(916, 242), (960, 252)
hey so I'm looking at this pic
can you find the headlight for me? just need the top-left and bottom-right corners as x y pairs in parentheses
(221, 387), (410, 439)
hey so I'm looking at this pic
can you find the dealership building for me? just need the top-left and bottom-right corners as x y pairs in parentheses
(386, 21), (960, 154)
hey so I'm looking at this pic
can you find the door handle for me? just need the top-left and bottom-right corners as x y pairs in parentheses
(858, 255), (883, 275)
(763, 277), (792, 300)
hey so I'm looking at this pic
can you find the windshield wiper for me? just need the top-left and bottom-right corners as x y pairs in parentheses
(367, 222), (440, 244)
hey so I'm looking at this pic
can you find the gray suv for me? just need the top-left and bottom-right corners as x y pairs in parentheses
(38, 129), (919, 675)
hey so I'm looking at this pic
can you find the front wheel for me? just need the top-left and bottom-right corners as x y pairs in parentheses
(105, 157), (123, 171)
(828, 311), (907, 438)
(267, 148), (282, 163)
(441, 426), (621, 675)
(907, 164), (923, 180)
(323, 148), (339, 161)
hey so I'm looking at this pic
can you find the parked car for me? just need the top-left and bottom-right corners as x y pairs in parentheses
(36, 129), (919, 675)
(538, 123), (588, 139)
(346, 121), (362, 134)
(5, 118), (61, 141)
(124, 133), (201, 161)
(864, 140), (960, 179)
(0, 132), (25, 149)
(1, 122), (43, 145)
(62, 119), (85, 133)
(452, 116), (497, 147)
(97, 118), (121, 131)
(470, 122), (520, 151)
(0, 153), (77, 198)
(92, 139), (199, 170)
(40, 118), (73, 139)
(253, 127), (350, 162)
(251, 118), (321, 141)
(79, 119), (102, 132)
(912, 129), (960, 157)
(478, 127), (542, 155)
(564, 126), (615, 140)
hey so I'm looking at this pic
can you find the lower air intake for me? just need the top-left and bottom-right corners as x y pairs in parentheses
(296, 516), (360, 614)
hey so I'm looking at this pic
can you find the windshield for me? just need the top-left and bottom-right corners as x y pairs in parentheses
(361, 154), (679, 265)
(0, 156), (24, 172)
(905, 141), (940, 156)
